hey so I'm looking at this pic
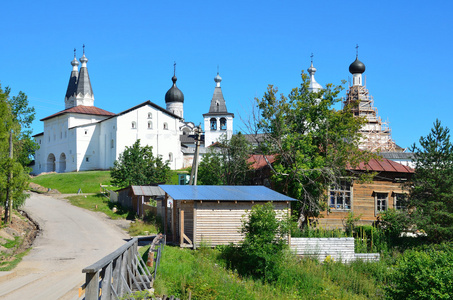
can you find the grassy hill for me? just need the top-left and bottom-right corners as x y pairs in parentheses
(29, 171), (112, 194)
(29, 170), (180, 194)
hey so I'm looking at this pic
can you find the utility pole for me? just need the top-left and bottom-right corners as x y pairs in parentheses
(5, 129), (13, 224)
(189, 126), (202, 185)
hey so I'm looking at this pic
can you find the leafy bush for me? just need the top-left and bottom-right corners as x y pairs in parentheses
(220, 202), (290, 283)
(386, 245), (453, 299)
(376, 209), (410, 242)
(344, 211), (362, 236)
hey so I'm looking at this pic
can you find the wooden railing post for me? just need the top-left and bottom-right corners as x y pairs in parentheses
(100, 263), (112, 300)
(85, 271), (100, 300)
(180, 209), (184, 246)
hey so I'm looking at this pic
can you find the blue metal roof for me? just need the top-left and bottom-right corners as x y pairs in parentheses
(158, 185), (297, 202)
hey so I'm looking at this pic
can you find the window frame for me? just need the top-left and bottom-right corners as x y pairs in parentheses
(374, 192), (388, 215)
(329, 179), (353, 211)
(393, 192), (407, 210)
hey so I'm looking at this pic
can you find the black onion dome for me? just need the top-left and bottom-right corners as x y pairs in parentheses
(165, 76), (184, 103)
(349, 58), (366, 74)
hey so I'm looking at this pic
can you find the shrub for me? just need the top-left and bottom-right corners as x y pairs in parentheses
(344, 211), (362, 236)
(219, 202), (290, 283)
(386, 245), (453, 299)
(376, 209), (410, 242)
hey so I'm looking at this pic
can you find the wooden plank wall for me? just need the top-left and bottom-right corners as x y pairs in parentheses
(194, 201), (289, 247)
(318, 179), (408, 229)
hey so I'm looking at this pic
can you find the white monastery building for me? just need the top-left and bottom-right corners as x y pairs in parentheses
(31, 50), (234, 175)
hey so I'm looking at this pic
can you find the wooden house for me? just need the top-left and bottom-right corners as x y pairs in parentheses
(158, 185), (297, 248)
(318, 158), (414, 228)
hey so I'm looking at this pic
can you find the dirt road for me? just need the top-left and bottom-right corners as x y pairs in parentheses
(0, 192), (130, 299)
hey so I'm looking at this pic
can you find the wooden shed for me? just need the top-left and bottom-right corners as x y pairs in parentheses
(116, 185), (165, 218)
(158, 185), (297, 248)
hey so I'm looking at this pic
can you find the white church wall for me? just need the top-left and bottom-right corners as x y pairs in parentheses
(75, 123), (100, 171)
(114, 104), (183, 170)
(99, 117), (118, 170)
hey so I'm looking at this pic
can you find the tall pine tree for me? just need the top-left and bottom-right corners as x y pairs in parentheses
(408, 119), (453, 242)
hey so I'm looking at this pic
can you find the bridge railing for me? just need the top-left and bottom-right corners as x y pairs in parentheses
(80, 234), (165, 300)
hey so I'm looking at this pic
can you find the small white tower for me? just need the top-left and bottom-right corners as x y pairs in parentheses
(203, 72), (234, 146)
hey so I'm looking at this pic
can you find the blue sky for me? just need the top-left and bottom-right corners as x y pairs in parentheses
(1, 0), (452, 149)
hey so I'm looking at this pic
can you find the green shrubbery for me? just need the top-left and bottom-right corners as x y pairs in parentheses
(220, 202), (290, 282)
(386, 244), (453, 299)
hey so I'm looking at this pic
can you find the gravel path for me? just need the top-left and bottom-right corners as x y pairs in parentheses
(0, 192), (131, 300)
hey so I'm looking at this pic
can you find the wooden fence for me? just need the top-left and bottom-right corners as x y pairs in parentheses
(80, 234), (165, 300)
(290, 237), (380, 263)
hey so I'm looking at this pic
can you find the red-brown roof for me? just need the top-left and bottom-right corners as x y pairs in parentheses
(248, 155), (276, 170)
(41, 106), (115, 121)
(349, 158), (414, 173)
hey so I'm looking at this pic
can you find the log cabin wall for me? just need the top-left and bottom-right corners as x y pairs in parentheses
(318, 175), (408, 229)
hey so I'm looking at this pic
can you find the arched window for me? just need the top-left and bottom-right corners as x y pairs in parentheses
(131, 121), (136, 129)
(148, 121), (153, 129)
(163, 122), (168, 130)
(210, 118), (217, 130)
(220, 118), (227, 130)
(111, 139), (114, 149)
(169, 152), (173, 161)
(148, 112), (152, 119)
(216, 101), (220, 112)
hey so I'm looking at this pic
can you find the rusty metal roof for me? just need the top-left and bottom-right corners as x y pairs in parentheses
(350, 158), (414, 173)
(158, 185), (297, 202)
(41, 105), (115, 121)
(247, 155), (276, 170)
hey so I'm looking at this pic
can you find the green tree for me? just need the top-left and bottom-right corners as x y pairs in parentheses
(0, 84), (31, 221)
(407, 119), (453, 243)
(4, 88), (38, 167)
(110, 140), (171, 188)
(198, 133), (252, 185)
(253, 72), (374, 221)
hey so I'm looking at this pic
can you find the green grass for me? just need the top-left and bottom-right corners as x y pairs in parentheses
(30, 169), (184, 194)
(3, 237), (20, 249)
(150, 246), (385, 300)
(67, 193), (134, 220)
(0, 248), (31, 271)
(30, 171), (112, 193)
(128, 219), (159, 236)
